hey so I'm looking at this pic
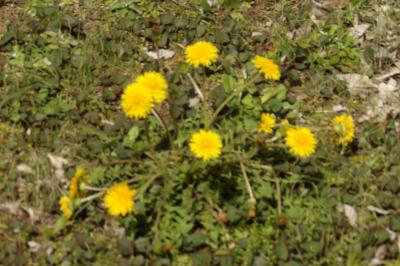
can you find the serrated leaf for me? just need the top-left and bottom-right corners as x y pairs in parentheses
(123, 126), (140, 147)
(275, 238), (289, 261)
(53, 216), (68, 234)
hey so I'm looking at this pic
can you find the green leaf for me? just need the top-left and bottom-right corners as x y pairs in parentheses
(89, 167), (106, 184)
(108, 0), (136, 11)
(160, 14), (174, 25)
(190, 251), (211, 266)
(241, 95), (255, 107)
(363, 47), (375, 62)
(196, 25), (207, 37)
(0, 26), (16, 47)
(257, 182), (273, 199)
(275, 238), (289, 261)
(222, 75), (236, 91)
(215, 30), (230, 44)
(222, 0), (246, 8)
(53, 216), (68, 234)
(267, 98), (282, 112)
(304, 241), (322, 255)
(117, 237), (133, 257)
(123, 126), (140, 147)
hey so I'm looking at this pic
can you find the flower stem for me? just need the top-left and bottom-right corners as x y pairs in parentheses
(187, 73), (204, 101)
(135, 174), (162, 200)
(275, 178), (282, 215)
(239, 159), (255, 201)
(209, 74), (260, 127)
(187, 72), (212, 128)
(239, 159), (257, 218)
(80, 191), (104, 203)
(143, 119), (151, 145)
(84, 186), (106, 192)
(151, 109), (174, 149)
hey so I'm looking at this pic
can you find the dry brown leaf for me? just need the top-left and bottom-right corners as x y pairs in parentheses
(349, 23), (370, 39)
(336, 74), (377, 96)
(339, 203), (358, 228)
(16, 164), (34, 174)
(367, 205), (392, 215)
(146, 49), (175, 60)
(47, 154), (69, 169)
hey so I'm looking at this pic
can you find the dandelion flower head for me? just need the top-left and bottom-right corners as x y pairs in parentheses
(332, 114), (355, 146)
(252, 55), (281, 80)
(185, 41), (218, 68)
(280, 119), (291, 133)
(121, 82), (154, 119)
(136, 71), (168, 103)
(189, 130), (223, 161)
(104, 183), (135, 216)
(59, 196), (73, 218)
(69, 167), (87, 199)
(258, 113), (276, 134)
(285, 127), (317, 158)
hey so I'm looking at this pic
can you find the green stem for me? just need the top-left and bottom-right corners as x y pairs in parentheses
(84, 186), (106, 192)
(187, 73), (204, 100)
(239, 159), (255, 201)
(80, 191), (104, 203)
(152, 109), (174, 149)
(135, 174), (162, 199)
(187, 72), (212, 128)
(275, 178), (282, 215)
(209, 74), (260, 127)
(144, 119), (151, 145)
(167, 97), (179, 138)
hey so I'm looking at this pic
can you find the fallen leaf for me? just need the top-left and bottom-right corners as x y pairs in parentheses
(375, 47), (397, 61)
(0, 202), (20, 215)
(330, 0), (347, 7)
(398, 237), (400, 253)
(358, 78), (400, 122)
(386, 228), (397, 241)
(189, 97), (200, 107)
(375, 68), (400, 81)
(146, 49), (175, 59)
(16, 164), (34, 174)
(367, 205), (392, 215)
(55, 169), (65, 179)
(251, 32), (263, 37)
(370, 257), (385, 266)
(340, 204), (358, 228)
(349, 23), (370, 38)
(207, 0), (218, 7)
(47, 154), (68, 169)
(22, 207), (37, 221)
(101, 119), (114, 126)
(332, 104), (347, 112)
(43, 57), (52, 66)
(28, 241), (41, 253)
(374, 244), (388, 260)
(378, 78), (398, 100)
(336, 74), (377, 96)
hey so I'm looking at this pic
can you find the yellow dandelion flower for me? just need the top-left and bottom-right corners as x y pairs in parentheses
(280, 119), (291, 133)
(332, 114), (355, 146)
(121, 83), (154, 119)
(59, 196), (73, 218)
(136, 71), (168, 103)
(68, 167), (87, 199)
(258, 113), (276, 134)
(252, 55), (281, 80)
(185, 41), (218, 68)
(189, 130), (223, 161)
(285, 127), (317, 158)
(104, 183), (135, 216)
